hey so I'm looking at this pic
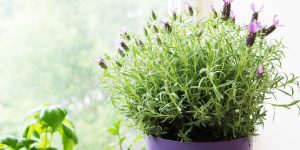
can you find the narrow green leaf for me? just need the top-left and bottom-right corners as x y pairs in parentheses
(16, 138), (37, 149)
(132, 135), (143, 143)
(270, 100), (300, 109)
(39, 134), (50, 149)
(62, 123), (78, 144)
(0, 135), (18, 149)
(22, 126), (30, 138)
(62, 134), (75, 150)
(118, 137), (126, 146)
(45, 147), (58, 150)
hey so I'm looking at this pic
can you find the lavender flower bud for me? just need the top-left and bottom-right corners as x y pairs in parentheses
(117, 48), (125, 57)
(187, 4), (194, 16)
(222, 0), (233, 21)
(138, 40), (144, 46)
(251, 12), (258, 22)
(153, 25), (159, 33)
(120, 27), (127, 36)
(230, 10), (236, 23)
(116, 61), (122, 67)
(246, 32), (257, 47)
(155, 34), (162, 45)
(232, 17), (236, 23)
(172, 11), (177, 20)
(197, 30), (203, 37)
(262, 26), (276, 36)
(151, 10), (157, 20)
(211, 4), (218, 18)
(120, 28), (130, 40)
(256, 65), (264, 78)
(162, 21), (172, 33)
(143, 27), (148, 37)
(120, 41), (129, 51)
(250, 3), (263, 22)
(155, 59), (161, 64)
(262, 16), (279, 36)
(125, 34), (130, 40)
(98, 58), (108, 69)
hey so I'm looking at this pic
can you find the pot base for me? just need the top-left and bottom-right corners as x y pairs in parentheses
(146, 136), (252, 150)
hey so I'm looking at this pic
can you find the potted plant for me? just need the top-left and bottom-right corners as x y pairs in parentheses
(98, 0), (299, 149)
(0, 105), (78, 150)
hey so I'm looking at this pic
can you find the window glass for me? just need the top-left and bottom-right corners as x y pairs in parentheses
(0, 0), (167, 149)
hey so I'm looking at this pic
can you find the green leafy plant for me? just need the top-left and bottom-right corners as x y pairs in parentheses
(106, 120), (144, 150)
(0, 136), (36, 150)
(0, 105), (78, 150)
(99, 1), (300, 142)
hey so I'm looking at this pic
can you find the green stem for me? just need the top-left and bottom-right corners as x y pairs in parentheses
(118, 134), (123, 150)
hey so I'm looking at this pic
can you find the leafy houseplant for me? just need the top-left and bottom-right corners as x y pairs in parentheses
(105, 120), (144, 150)
(99, 0), (299, 149)
(0, 105), (78, 150)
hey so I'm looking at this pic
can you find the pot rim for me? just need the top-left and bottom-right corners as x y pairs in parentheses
(146, 135), (251, 144)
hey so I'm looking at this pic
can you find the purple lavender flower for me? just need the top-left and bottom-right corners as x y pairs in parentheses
(256, 65), (264, 78)
(120, 41), (129, 51)
(98, 58), (108, 69)
(251, 3), (263, 22)
(249, 21), (261, 33)
(262, 15), (280, 36)
(222, 0), (233, 21)
(246, 21), (261, 47)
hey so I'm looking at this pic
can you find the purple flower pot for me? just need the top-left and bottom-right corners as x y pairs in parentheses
(146, 136), (252, 150)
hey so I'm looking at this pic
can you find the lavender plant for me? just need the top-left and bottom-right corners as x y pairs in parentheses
(99, 1), (299, 142)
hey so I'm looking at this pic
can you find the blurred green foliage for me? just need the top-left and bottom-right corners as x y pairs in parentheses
(0, 0), (166, 149)
(0, 105), (78, 150)
(106, 120), (144, 150)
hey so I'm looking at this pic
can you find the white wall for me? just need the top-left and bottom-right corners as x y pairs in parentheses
(170, 0), (300, 149)
(233, 1), (300, 149)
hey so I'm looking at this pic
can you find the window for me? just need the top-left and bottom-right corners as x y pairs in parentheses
(0, 0), (167, 149)
(1, 0), (299, 149)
